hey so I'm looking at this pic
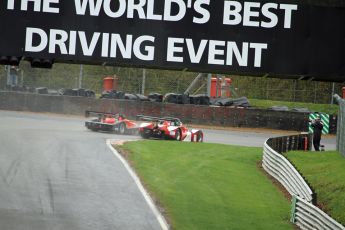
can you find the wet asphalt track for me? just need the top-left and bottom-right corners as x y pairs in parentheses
(0, 111), (336, 230)
(0, 111), (160, 230)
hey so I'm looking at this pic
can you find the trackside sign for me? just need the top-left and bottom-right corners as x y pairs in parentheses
(0, 0), (344, 82)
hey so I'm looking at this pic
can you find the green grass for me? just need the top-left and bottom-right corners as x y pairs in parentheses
(249, 99), (339, 115)
(119, 141), (293, 230)
(285, 151), (345, 225)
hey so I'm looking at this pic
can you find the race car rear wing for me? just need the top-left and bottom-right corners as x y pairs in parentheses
(85, 110), (118, 118)
(136, 115), (181, 122)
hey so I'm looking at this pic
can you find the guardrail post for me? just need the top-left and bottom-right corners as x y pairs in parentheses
(264, 136), (345, 229)
(307, 133), (313, 151)
(290, 195), (297, 223)
(334, 94), (345, 156)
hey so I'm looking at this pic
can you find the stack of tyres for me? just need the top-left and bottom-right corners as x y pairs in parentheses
(100, 90), (125, 99)
(164, 93), (190, 104)
(134, 94), (149, 101)
(148, 93), (163, 102)
(189, 94), (210, 105)
(35, 87), (48, 94)
(210, 97), (250, 107)
(59, 88), (95, 97)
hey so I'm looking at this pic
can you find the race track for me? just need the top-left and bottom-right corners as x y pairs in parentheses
(0, 111), (336, 229)
(0, 111), (160, 230)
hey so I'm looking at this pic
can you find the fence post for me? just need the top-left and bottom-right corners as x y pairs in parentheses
(142, 68), (146, 95)
(290, 195), (297, 223)
(334, 94), (345, 156)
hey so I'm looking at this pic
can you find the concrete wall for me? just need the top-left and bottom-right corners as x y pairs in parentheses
(0, 91), (310, 131)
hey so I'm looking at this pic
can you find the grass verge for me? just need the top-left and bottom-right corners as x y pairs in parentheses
(249, 99), (339, 115)
(116, 140), (293, 230)
(285, 151), (345, 225)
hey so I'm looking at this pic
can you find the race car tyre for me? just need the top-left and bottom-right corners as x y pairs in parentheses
(175, 129), (182, 141)
(196, 131), (203, 142)
(119, 123), (127, 135)
(140, 130), (151, 139)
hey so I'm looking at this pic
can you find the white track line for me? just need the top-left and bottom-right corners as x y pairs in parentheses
(106, 140), (169, 230)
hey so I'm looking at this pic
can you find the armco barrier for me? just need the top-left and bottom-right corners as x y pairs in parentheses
(291, 196), (345, 230)
(334, 94), (345, 156)
(267, 134), (312, 153)
(262, 135), (314, 202)
(263, 134), (345, 229)
(0, 91), (311, 131)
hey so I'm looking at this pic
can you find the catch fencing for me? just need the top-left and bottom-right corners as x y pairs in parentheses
(0, 63), (204, 96)
(263, 134), (345, 229)
(334, 94), (345, 156)
(1, 62), (344, 105)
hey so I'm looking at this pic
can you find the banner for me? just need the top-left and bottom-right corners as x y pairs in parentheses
(0, 0), (344, 81)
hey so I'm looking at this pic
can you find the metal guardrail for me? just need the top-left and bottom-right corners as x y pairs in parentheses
(291, 196), (345, 230)
(334, 94), (345, 157)
(266, 134), (312, 154)
(262, 139), (313, 202)
(263, 134), (345, 229)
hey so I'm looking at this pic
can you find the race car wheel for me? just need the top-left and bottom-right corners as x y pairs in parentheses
(119, 123), (127, 135)
(140, 132), (150, 139)
(196, 131), (203, 142)
(175, 129), (182, 141)
(140, 129), (152, 139)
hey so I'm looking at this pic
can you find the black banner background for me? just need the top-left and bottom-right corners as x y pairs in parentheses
(0, 0), (344, 82)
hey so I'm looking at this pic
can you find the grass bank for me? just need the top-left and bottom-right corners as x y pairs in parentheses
(117, 141), (293, 230)
(285, 151), (345, 225)
(250, 99), (339, 115)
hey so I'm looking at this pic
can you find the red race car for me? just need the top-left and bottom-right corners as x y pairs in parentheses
(138, 115), (203, 142)
(85, 111), (138, 134)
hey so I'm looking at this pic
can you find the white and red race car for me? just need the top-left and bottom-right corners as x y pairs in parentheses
(138, 115), (203, 142)
(85, 111), (138, 134)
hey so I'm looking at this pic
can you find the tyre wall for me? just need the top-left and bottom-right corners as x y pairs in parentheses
(0, 91), (311, 132)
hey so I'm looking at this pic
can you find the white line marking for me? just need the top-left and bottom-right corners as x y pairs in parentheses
(106, 140), (169, 230)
